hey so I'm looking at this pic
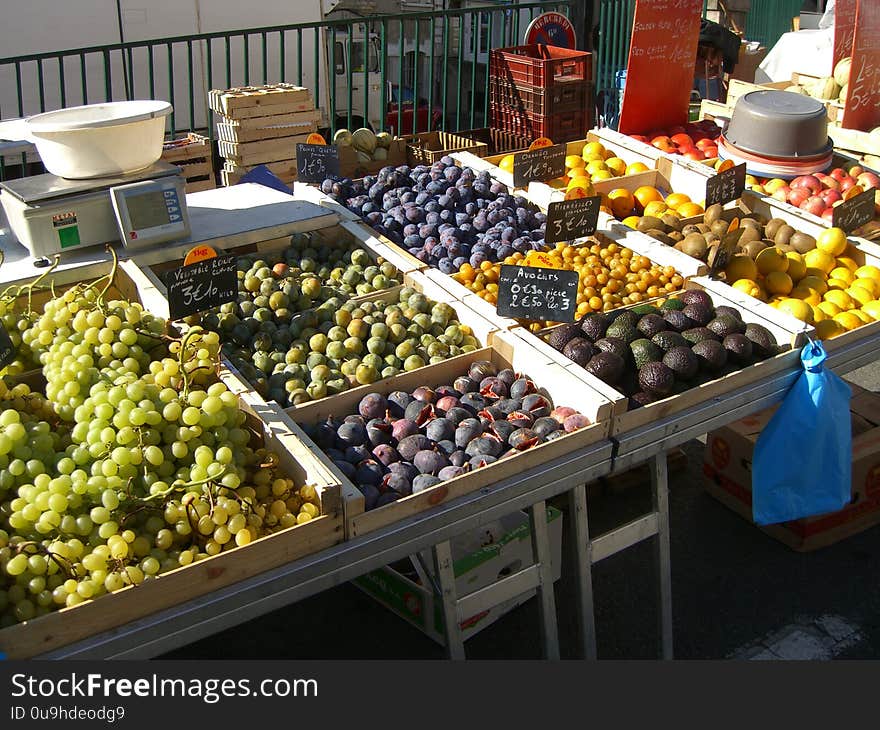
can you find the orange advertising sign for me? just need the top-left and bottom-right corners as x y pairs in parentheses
(183, 244), (219, 266)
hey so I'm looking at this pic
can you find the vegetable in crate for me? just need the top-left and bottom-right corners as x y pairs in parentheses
(545, 290), (779, 408)
(302, 360), (590, 511)
(0, 253), (320, 628)
(318, 159), (546, 271)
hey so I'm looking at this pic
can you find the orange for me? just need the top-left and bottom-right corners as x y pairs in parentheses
(633, 185), (663, 211)
(665, 192), (692, 209)
(816, 227), (848, 256)
(676, 202), (705, 217)
(605, 157), (627, 176)
(764, 271), (793, 295)
(607, 188), (636, 218)
(625, 161), (650, 175)
(643, 200), (669, 218)
(586, 159), (609, 175)
(566, 176), (593, 194)
(581, 141), (606, 159)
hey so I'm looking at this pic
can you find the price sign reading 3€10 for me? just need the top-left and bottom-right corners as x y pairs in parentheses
(167, 254), (238, 321)
(545, 196), (602, 243)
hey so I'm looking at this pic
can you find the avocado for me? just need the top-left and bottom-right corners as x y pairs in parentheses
(660, 298), (686, 311)
(609, 309), (640, 328)
(630, 303), (661, 316)
(630, 338), (664, 369)
(713, 305), (744, 322)
(584, 351), (626, 385)
(652, 330), (688, 351)
(562, 337), (596, 367)
(663, 309), (698, 333)
(682, 327), (720, 345)
(605, 318), (640, 345)
(580, 313), (610, 341)
(662, 345), (700, 380)
(618, 369), (641, 397)
(722, 333), (754, 365)
(638, 361), (675, 397)
(707, 314), (746, 339)
(744, 322), (778, 358)
(678, 289), (713, 309)
(692, 339), (728, 373)
(594, 336), (631, 363)
(636, 313), (668, 338)
(681, 303), (713, 327)
(547, 322), (583, 351)
(628, 391), (656, 409)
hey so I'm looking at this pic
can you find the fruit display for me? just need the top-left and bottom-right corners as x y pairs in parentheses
(318, 159), (547, 270)
(451, 239), (684, 331)
(784, 58), (852, 106)
(224, 286), (482, 408)
(605, 184), (706, 224)
(626, 119), (721, 160)
(544, 290), (780, 408)
(760, 167), (880, 225)
(333, 127), (396, 164)
(298, 359), (591, 511)
(0, 256), (324, 628)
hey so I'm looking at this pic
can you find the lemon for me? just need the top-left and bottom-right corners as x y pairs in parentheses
(499, 154), (515, 173)
(835, 256), (859, 272)
(797, 274), (828, 294)
(817, 301), (842, 318)
(824, 289), (856, 310)
(625, 162), (650, 175)
(605, 157), (627, 176)
(621, 215), (641, 229)
(812, 305), (827, 322)
(764, 271), (793, 295)
(855, 265), (880, 281)
(777, 298), (814, 323)
(732, 278), (765, 300)
(785, 252), (807, 282)
(860, 300), (880, 320)
(804, 249), (836, 274)
(725, 255), (759, 282)
(586, 159), (609, 175)
(826, 277), (851, 291)
(833, 311), (863, 331)
(816, 227), (848, 256)
(590, 170), (614, 182)
(853, 277), (880, 297)
(789, 286), (822, 306)
(582, 141), (606, 159)
(565, 154), (585, 170)
(643, 200), (669, 218)
(847, 286), (874, 306)
(755, 247), (789, 275)
(567, 176), (593, 193)
(851, 309), (874, 324)
(815, 319), (846, 339)
(829, 266), (855, 284)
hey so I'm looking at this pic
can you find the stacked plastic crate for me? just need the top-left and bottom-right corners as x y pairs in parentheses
(488, 45), (593, 143)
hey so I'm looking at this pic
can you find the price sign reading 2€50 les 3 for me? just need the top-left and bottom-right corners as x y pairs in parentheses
(167, 254), (238, 321)
(545, 196), (602, 243)
(496, 264), (580, 323)
(512, 145), (566, 188)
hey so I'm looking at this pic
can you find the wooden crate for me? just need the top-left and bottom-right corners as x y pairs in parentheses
(221, 158), (297, 186)
(209, 84), (315, 119)
(161, 132), (216, 194)
(218, 134), (310, 167)
(217, 110), (321, 143)
(725, 78), (789, 106)
(404, 130), (490, 166)
(0, 392), (343, 659)
(281, 330), (614, 538)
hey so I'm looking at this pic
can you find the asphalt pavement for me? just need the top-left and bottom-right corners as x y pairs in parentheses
(164, 363), (880, 660)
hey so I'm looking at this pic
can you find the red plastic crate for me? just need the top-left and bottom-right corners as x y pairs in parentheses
(490, 104), (589, 143)
(489, 78), (591, 116)
(490, 45), (592, 90)
(454, 127), (534, 155)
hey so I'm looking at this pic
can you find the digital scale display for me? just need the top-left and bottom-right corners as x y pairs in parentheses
(126, 189), (172, 230)
(110, 177), (190, 248)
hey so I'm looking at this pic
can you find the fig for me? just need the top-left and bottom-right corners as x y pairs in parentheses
(355, 459), (385, 487)
(398, 434), (433, 461)
(426, 417), (455, 442)
(366, 419), (393, 446)
(412, 474), (443, 493)
(438, 465), (468, 481)
(412, 386), (436, 403)
(391, 418), (419, 441)
(443, 407), (473, 427)
(509, 428), (541, 451)
(450, 450), (468, 468)
(563, 414), (591, 432)
(382, 472), (412, 496)
(344, 444), (371, 464)
(465, 433), (504, 458)
(359, 392), (388, 420)
(533, 416), (560, 438)
(414, 449), (451, 475)
(522, 393), (552, 418)
(510, 377), (538, 400)
(455, 418), (484, 448)
(491, 420), (517, 441)
(469, 360), (498, 381)
(436, 395), (460, 413)
(359, 483), (381, 510)
(372, 443), (400, 466)
(550, 406), (577, 424)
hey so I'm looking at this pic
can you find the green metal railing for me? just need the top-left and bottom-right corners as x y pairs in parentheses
(745, 0), (803, 48)
(0, 1), (574, 180)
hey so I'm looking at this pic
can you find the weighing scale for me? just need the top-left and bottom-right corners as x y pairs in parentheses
(0, 160), (190, 258)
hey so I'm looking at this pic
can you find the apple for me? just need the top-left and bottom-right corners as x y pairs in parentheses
(829, 167), (850, 182)
(772, 185), (791, 202)
(791, 175), (822, 193)
(701, 145), (718, 158)
(671, 133), (693, 148)
(631, 134), (649, 143)
(764, 178), (788, 194)
(683, 149), (705, 161)
(856, 172), (880, 190)
(820, 189), (842, 206)
(801, 195), (827, 217)
(840, 177), (857, 192)
(821, 207), (835, 222)
(849, 165), (865, 178)
(816, 174), (840, 191)
(787, 187), (811, 207)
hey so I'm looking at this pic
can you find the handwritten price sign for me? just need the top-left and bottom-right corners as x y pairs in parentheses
(497, 264), (579, 323)
(512, 145), (566, 187)
(167, 254), (238, 320)
(545, 196), (602, 243)
(842, 0), (880, 131)
(705, 163), (746, 207)
(296, 143), (340, 183)
(832, 187), (876, 233)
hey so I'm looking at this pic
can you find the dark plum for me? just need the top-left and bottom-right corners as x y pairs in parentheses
(398, 434), (433, 461)
(358, 393), (388, 420)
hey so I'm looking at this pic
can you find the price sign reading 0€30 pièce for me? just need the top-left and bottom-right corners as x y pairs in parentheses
(167, 254), (238, 321)
(496, 264), (580, 323)
(545, 196), (602, 243)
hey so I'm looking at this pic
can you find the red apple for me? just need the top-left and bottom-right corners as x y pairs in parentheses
(701, 145), (718, 158)
(820, 189), (842, 206)
(695, 137), (716, 150)
(801, 196), (827, 217)
(849, 165), (865, 178)
(821, 207), (836, 222)
(671, 133), (694, 148)
(840, 177), (857, 192)
(772, 185), (792, 202)
(856, 172), (880, 190)
(816, 174), (840, 191)
(683, 149), (705, 161)
(829, 167), (850, 182)
(787, 188), (810, 207)
(791, 175), (822, 193)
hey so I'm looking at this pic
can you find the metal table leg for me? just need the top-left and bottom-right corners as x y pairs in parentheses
(432, 540), (465, 660)
(529, 500), (560, 660)
(650, 453), (674, 659)
(567, 483), (597, 659)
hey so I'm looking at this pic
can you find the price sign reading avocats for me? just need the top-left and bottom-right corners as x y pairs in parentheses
(167, 254), (238, 320)
(545, 196), (602, 243)
(296, 143), (340, 183)
(0, 321), (16, 369)
(497, 264), (579, 323)
(512, 144), (566, 188)
(705, 163), (746, 207)
(833, 187), (876, 233)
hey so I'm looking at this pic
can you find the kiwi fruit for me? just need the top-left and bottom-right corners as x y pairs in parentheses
(775, 242), (794, 254)
(667, 230), (684, 242)
(741, 240), (768, 258)
(695, 223), (711, 234)
(738, 226), (761, 244)
(680, 234), (708, 259)
(773, 224), (795, 246)
(638, 216), (666, 233)
(740, 217), (763, 230)
(682, 224), (702, 236)
(789, 231), (816, 254)
(704, 203), (724, 225)
(662, 213), (684, 231)
(764, 218), (787, 240)
(647, 229), (673, 245)
(710, 219), (731, 238)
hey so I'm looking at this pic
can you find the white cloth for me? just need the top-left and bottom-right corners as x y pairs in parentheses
(756, 28), (834, 83)
(819, 0), (835, 29)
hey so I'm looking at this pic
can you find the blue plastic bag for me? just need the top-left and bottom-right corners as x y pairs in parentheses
(238, 165), (292, 195)
(752, 341), (852, 525)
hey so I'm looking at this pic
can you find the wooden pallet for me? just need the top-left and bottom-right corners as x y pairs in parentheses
(209, 83), (314, 118)
(217, 114), (319, 144)
(218, 134), (309, 166)
(161, 132), (215, 193)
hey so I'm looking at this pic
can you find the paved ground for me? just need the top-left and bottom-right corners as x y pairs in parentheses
(165, 363), (880, 660)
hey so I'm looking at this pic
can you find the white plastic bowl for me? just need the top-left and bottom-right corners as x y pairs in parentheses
(26, 100), (173, 179)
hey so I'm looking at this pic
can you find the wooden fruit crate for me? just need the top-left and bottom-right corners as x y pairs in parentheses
(209, 84), (316, 120)
(404, 130), (490, 166)
(0, 392), (342, 659)
(217, 134), (310, 167)
(724, 78), (789, 106)
(221, 158), (298, 187)
(161, 132), (216, 194)
(216, 110), (321, 144)
(281, 329), (614, 538)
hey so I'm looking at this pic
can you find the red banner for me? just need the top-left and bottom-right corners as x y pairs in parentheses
(617, 0), (704, 135)
(841, 0), (880, 132)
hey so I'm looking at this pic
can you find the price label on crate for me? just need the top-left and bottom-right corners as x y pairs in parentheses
(0, 321), (17, 369)
(545, 196), (602, 243)
(833, 187), (876, 233)
(497, 264), (579, 323)
(296, 143), (340, 183)
(512, 144), (566, 187)
(167, 254), (238, 320)
(705, 163), (746, 207)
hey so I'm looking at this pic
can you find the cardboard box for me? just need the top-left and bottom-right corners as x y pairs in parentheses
(703, 384), (880, 551)
(353, 507), (563, 645)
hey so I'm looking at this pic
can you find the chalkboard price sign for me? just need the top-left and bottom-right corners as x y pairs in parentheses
(0, 322), (16, 369)
(512, 144), (566, 187)
(296, 143), (340, 183)
(832, 187), (876, 234)
(545, 196), (602, 243)
(167, 254), (238, 320)
(705, 163), (746, 207)
(496, 264), (580, 323)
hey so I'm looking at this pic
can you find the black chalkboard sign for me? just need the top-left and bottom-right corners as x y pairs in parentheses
(705, 163), (746, 207)
(708, 225), (745, 279)
(512, 145), (566, 188)
(496, 264), (579, 323)
(0, 322), (16, 369)
(167, 254), (238, 320)
(832, 187), (875, 234)
(545, 196), (602, 243)
(296, 143), (340, 183)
